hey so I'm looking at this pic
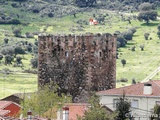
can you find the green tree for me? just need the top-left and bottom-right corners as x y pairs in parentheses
(121, 59), (126, 67)
(5, 55), (14, 65)
(15, 46), (25, 57)
(21, 85), (71, 119)
(117, 35), (126, 47)
(116, 93), (131, 120)
(16, 56), (22, 65)
(78, 94), (117, 120)
(138, 2), (158, 24)
(26, 45), (32, 52)
(151, 104), (160, 120)
(1, 46), (15, 56)
(122, 30), (133, 41)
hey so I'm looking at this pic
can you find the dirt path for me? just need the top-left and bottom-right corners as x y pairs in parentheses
(141, 66), (160, 83)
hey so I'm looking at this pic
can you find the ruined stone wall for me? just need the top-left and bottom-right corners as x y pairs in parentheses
(38, 33), (116, 102)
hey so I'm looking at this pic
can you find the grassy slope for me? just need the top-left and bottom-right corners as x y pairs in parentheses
(0, 2), (160, 98)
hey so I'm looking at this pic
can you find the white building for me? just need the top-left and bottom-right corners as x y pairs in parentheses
(97, 80), (160, 120)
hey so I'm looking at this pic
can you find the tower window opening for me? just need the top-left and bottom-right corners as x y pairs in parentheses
(99, 52), (102, 57)
(65, 51), (69, 57)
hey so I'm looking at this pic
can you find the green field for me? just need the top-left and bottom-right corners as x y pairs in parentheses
(0, 2), (160, 99)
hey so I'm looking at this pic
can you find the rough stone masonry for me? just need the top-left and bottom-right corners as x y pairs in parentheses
(38, 33), (116, 102)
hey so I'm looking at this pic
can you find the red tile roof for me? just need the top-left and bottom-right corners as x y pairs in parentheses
(97, 80), (160, 97)
(0, 101), (21, 117)
(0, 101), (12, 109)
(65, 103), (88, 120)
(0, 110), (10, 116)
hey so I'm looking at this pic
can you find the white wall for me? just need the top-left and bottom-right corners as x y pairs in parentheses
(99, 95), (160, 120)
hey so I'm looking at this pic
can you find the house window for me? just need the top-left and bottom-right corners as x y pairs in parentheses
(131, 100), (138, 108)
(113, 99), (119, 108)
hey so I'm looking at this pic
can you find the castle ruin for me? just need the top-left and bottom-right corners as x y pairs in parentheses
(38, 33), (116, 102)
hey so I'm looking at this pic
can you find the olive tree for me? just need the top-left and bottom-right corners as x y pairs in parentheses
(121, 59), (126, 67)
(117, 35), (126, 47)
(15, 46), (25, 57)
(138, 2), (158, 24)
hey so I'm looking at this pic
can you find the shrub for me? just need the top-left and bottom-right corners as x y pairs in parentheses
(114, 31), (121, 36)
(76, 19), (88, 25)
(132, 78), (136, 84)
(0, 54), (3, 61)
(33, 46), (38, 54)
(23, 69), (37, 74)
(122, 30), (133, 40)
(13, 0), (27, 1)
(16, 56), (22, 65)
(120, 78), (128, 82)
(140, 44), (144, 51)
(96, 15), (105, 24)
(48, 12), (54, 18)
(12, 28), (22, 37)
(117, 41), (121, 49)
(121, 59), (126, 67)
(144, 33), (150, 40)
(26, 45), (32, 52)
(9, 19), (21, 24)
(138, 2), (158, 24)
(34, 40), (38, 46)
(129, 27), (137, 34)
(11, 3), (18, 8)
(157, 31), (160, 39)
(131, 46), (136, 51)
(25, 32), (34, 38)
(30, 57), (38, 68)
(117, 35), (126, 47)
(158, 24), (160, 31)
(5, 55), (14, 65)
(1, 46), (15, 55)
(15, 46), (25, 56)
(4, 38), (9, 44)
(32, 9), (40, 13)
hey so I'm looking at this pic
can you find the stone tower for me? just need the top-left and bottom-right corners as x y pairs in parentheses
(38, 33), (116, 102)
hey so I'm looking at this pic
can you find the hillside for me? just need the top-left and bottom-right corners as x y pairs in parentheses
(0, 0), (160, 98)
